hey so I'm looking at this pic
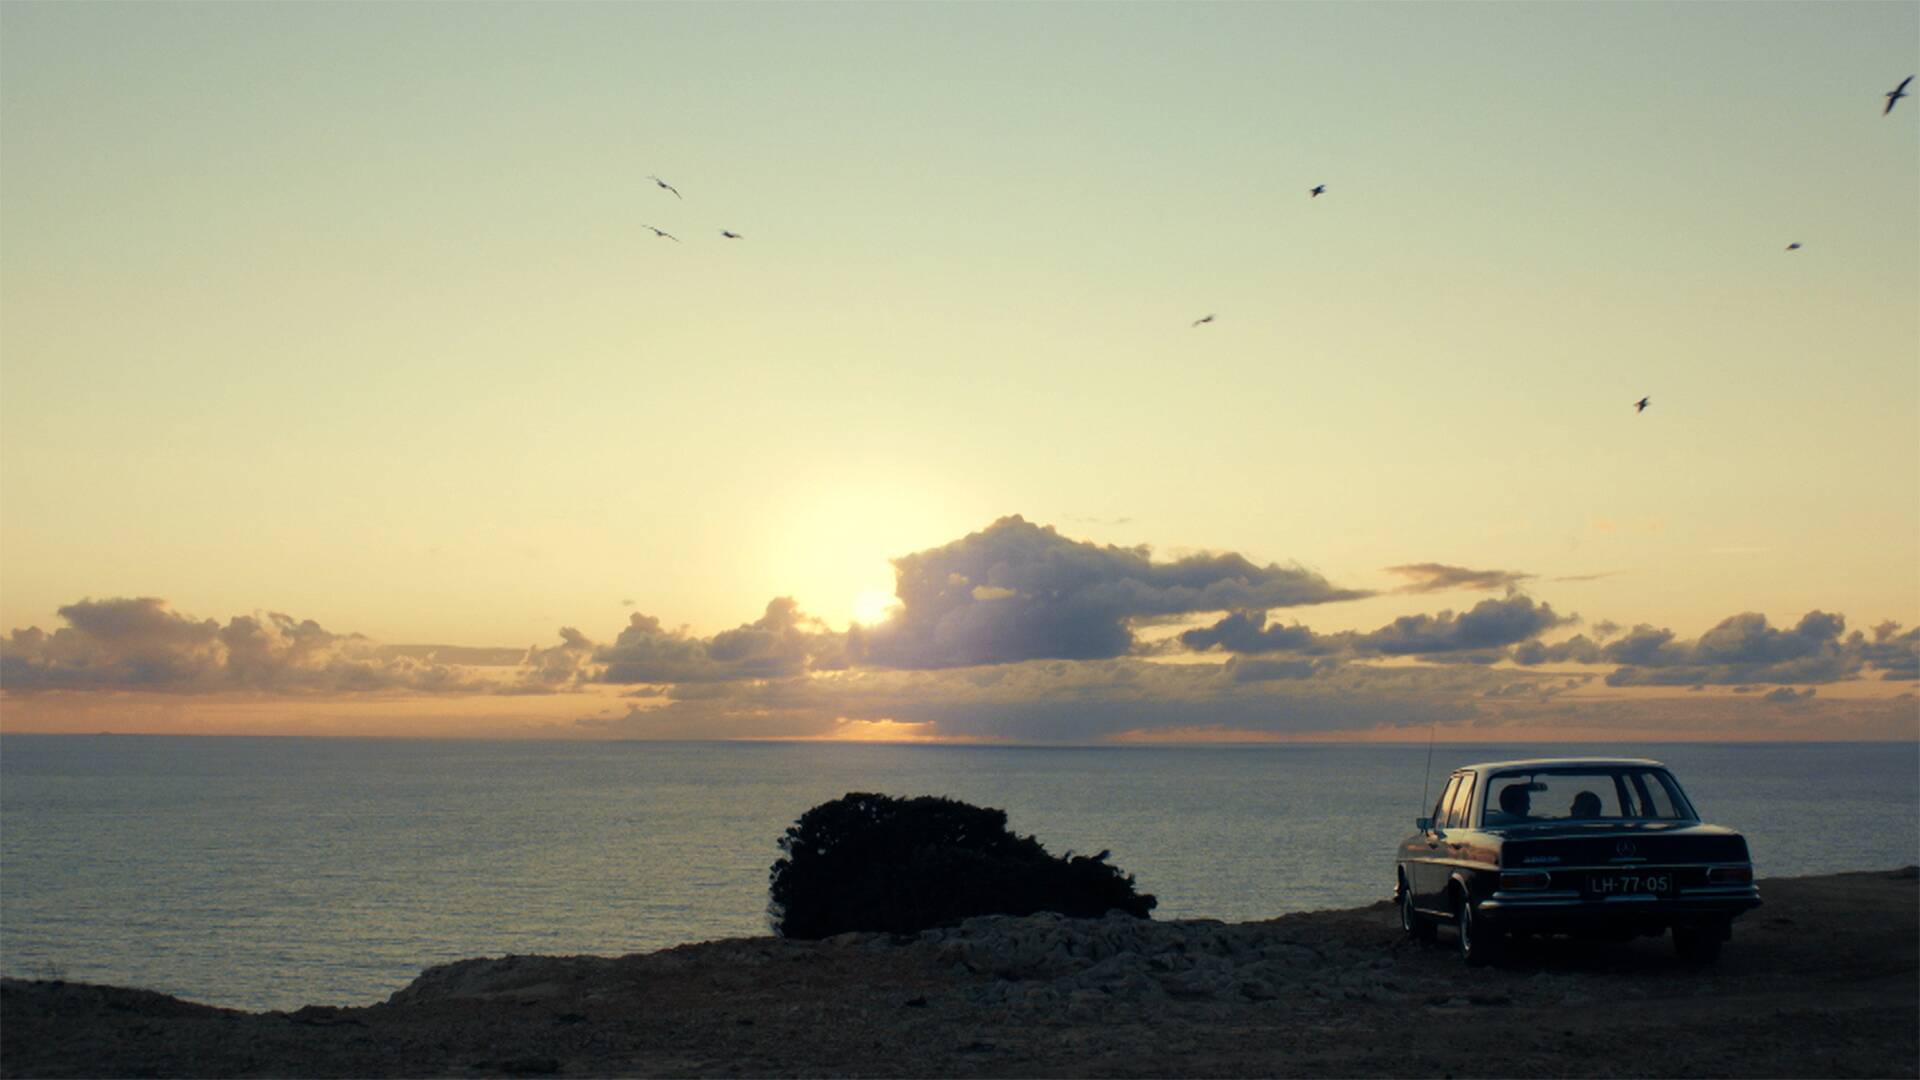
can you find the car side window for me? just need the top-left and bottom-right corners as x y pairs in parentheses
(1632, 770), (1685, 819)
(1432, 775), (1460, 829)
(1612, 773), (1641, 817)
(1444, 775), (1476, 829)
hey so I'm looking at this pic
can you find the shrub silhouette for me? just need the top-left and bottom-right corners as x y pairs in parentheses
(768, 792), (1156, 939)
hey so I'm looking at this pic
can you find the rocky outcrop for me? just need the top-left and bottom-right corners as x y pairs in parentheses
(902, 911), (1362, 1006)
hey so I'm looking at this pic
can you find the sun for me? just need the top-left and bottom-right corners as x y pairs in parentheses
(852, 586), (900, 627)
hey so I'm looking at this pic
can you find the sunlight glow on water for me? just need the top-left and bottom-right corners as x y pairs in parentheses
(2, 735), (1914, 1010)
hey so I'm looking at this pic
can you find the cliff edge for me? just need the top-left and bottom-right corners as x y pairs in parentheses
(3, 868), (1914, 1078)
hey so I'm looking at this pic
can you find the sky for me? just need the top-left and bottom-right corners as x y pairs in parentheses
(2, 2), (1915, 742)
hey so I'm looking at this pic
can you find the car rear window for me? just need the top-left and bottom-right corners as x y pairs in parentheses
(1482, 767), (1696, 824)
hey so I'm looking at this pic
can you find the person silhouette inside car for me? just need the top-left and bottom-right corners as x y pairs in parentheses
(1495, 783), (1533, 822)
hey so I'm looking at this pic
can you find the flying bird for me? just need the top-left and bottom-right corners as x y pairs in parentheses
(720, 230), (742, 239)
(1886, 75), (1913, 115)
(1309, 184), (1326, 197)
(647, 175), (682, 198)
(642, 225), (680, 242)
(1786, 242), (1801, 251)
(1635, 396), (1650, 413)
(1192, 314), (1215, 327)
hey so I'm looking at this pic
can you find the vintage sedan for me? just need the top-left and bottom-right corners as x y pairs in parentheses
(1395, 757), (1760, 964)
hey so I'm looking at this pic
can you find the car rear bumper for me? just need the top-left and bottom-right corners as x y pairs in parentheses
(1478, 885), (1761, 930)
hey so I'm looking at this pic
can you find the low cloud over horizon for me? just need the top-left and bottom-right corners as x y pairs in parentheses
(3, 516), (1915, 741)
(1385, 562), (1535, 594)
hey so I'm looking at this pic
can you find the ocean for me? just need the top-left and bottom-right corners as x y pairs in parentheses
(1, 735), (1914, 1012)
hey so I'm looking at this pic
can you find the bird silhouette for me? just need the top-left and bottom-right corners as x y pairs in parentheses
(1635, 396), (1650, 413)
(647, 175), (682, 198)
(1886, 75), (1913, 115)
(1309, 184), (1326, 198)
(720, 230), (742, 239)
(1192, 314), (1216, 327)
(642, 225), (680, 242)
(1785, 242), (1802, 251)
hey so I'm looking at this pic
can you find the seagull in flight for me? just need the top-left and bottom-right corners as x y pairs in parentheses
(1785, 242), (1801, 251)
(1309, 184), (1326, 198)
(1886, 75), (1913, 115)
(1192, 314), (1215, 327)
(647, 175), (682, 199)
(720, 230), (742, 239)
(1635, 396), (1650, 413)
(642, 224), (680, 242)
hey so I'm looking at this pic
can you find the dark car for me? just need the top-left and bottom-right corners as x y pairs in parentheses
(1395, 757), (1760, 964)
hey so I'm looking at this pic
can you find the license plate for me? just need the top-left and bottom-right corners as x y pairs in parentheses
(1587, 872), (1672, 896)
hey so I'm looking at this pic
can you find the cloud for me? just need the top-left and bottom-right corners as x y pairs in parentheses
(376, 644), (530, 666)
(1512, 634), (1607, 665)
(1761, 686), (1816, 704)
(856, 516), (1368, 669)
(1603, 611), (1864, 686)
(1177, 611), (1327, 655)
(9, 518), (1912, 746)
(1350, 594), (1570, 656)
(1385, 563), (1534, 594)
(1862, 621), (1920, 681)
(596, 598), (847, 684)
(1225, 657), (1333, 682)
(0, 598), (481, 693)
(514, 628), (598, 691)
(1181, 594), (1569, 661)
(580, 657), (1501, 742)
(1542, 612), (1913, 687)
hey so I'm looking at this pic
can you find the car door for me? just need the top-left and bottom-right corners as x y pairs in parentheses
(1414, 774), (1462, 910)
(1440, 772), (1481, 887)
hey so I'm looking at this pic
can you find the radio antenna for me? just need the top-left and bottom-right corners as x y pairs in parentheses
(1419, 717), (1439, 816)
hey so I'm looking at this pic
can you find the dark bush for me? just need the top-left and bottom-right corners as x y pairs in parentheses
(768, 792), (1156, 939)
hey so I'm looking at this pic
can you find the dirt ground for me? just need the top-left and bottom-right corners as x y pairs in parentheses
(3, 868), (1914, 1078)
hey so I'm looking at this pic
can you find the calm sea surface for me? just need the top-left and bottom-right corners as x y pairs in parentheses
(2, 735), (1914, 1011)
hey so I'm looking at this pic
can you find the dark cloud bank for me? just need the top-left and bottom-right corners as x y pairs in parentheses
(1512, 611), (1919, 687)
(0, 598), (590, 695)
(5, 515), (1915, 739)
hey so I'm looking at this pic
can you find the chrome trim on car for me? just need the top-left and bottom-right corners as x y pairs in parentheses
(1490, 889), (1582, 902)
(1481, 890), (1762, 913)
(1511, 862), (1752, 874)
(1479, 897), (1590, 911)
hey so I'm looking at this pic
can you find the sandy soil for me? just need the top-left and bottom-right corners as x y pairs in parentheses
(3, 868), (1914, 1078)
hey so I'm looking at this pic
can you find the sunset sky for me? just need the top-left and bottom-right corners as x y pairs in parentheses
(2, 3), (1914, 741)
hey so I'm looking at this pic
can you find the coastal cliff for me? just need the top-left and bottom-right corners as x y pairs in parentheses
(3, 868), (1914, 1078)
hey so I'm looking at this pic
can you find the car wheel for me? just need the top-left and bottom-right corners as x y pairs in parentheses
(1400, 879), (1435, 941)
(1455, 889), (1497, 966)
(1673, 922), (1724, 964)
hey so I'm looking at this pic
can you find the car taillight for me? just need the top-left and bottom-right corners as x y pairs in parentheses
(1499, 871), (1551, 891)
(1707, 865), (1752, 885)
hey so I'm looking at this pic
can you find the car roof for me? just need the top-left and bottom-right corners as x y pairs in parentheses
(1454, 757), (1667, 774)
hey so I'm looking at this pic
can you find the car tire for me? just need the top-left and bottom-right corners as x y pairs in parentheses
(1673, 922), (1724, 964)
(1400, 879), (1435, 941)
(1455, 889), (1497, 966)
